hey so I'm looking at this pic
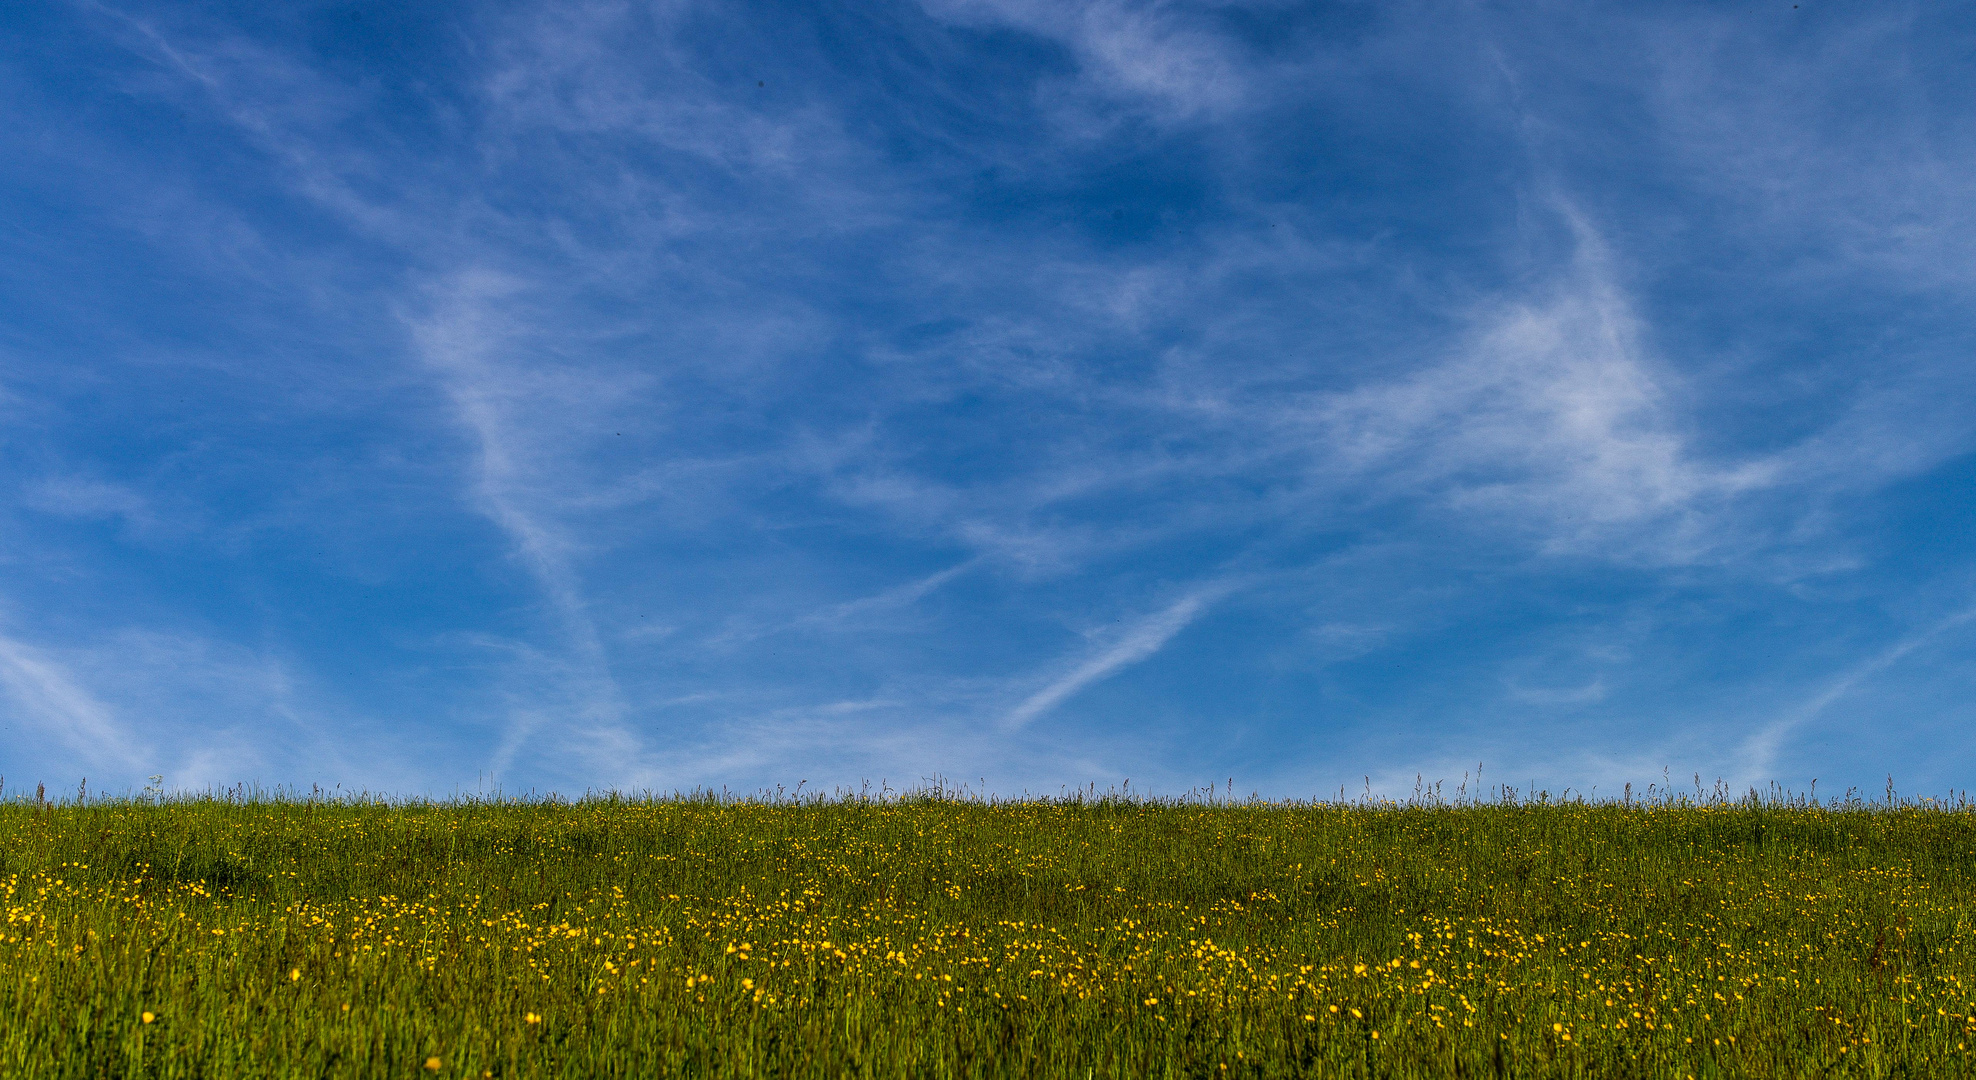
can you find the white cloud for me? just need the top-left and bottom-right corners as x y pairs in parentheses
(1643, 8), (1976, 289)
(1301, 214), (1779, 562)
(1736, 605), (1976, 785)
(920, 0), (1251, 122)
(1004, 583), (1230, 730)
(713, 559), (981, 646)
(405, 272), (638, 783)
(20, 476), (153, 530)
(1505, 678), (1607, 706)
(0, 635), (145, 775)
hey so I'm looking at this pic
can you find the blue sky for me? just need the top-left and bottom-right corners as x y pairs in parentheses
(3, 0), (1974, 799)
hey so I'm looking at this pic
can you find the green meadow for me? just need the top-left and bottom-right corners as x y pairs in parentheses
(4, 784), (1975, 1077)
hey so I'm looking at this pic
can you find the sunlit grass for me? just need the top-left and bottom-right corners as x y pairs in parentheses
(3, 784), (1975, 1076)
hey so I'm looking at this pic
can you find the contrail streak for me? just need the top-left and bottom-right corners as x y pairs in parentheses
(1737, 605), (1976, 783)
(1003, 585), (1229, 731)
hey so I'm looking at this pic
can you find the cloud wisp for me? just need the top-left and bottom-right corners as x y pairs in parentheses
(406, 274), (639, 784)
(1292, 212), (1782, 564)
(1737, 605), (1976, 786)
(1004, 583), (1234, 731)
(0, 635), (144, 776)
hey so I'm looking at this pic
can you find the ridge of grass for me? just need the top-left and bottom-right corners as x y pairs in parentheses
(3, 784), (1974, 1077)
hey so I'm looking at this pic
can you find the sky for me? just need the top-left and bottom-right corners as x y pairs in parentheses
(2, 0), (1974, 801)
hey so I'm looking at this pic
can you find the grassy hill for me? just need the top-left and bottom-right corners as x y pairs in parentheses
(3, 787), (1973, 1076)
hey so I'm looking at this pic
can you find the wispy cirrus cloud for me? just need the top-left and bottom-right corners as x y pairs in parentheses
(19, 476), (154, 532)
(405, 271), (644, 783)
(921, 0), (1257, 122)
(0, 634), (144, 776)
(1300, 219), (1779, 563)
(1737, 605), (1976, 786)
(1005, 583), (1233, 730)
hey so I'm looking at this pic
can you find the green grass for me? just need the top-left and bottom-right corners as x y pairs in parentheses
(5, 787), (1976, 1077)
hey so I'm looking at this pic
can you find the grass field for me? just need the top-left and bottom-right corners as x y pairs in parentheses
(4, 782), (1975, 1077)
